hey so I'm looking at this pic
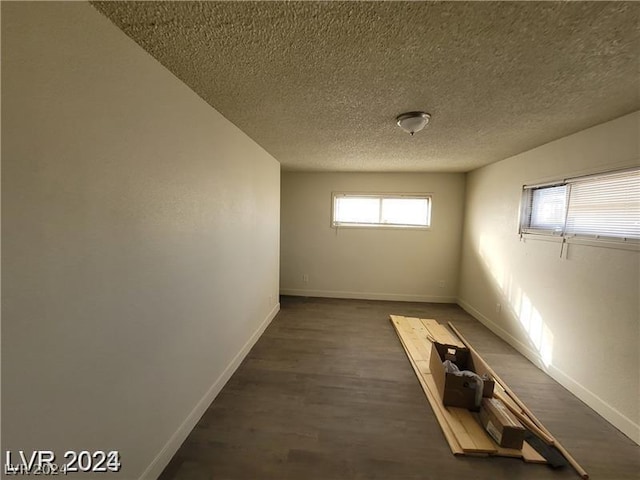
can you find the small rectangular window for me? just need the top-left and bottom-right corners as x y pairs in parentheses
(528, 185), (567, 232)
(520, 168), (640, 242)
(332, 193), (431, 228)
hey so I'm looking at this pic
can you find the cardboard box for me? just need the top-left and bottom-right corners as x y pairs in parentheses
(479, 397), (526, 450)
(429, 342), (495, 410)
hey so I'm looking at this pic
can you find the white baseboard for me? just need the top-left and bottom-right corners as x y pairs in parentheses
(456, 298), (545, 368)
(280, 288), (456, 304)
(545, 362), (640, 445)
(457, 297), (640, 445)
(139, 302), (281, 480)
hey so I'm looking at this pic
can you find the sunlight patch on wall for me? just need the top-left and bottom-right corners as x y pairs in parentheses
(479, 235), (506, 290)
(479, 233), (554, 368)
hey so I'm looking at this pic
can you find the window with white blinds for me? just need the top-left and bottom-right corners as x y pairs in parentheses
(520, 168), (640, 241)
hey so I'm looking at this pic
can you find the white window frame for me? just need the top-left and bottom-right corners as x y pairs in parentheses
(331, 192), (432, 229)
(519, 167), (640, 246)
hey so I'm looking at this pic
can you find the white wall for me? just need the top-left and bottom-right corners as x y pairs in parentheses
(458, 112), (640, 444)
(281, 172), (465, 302)
(2, 3), (280, 478)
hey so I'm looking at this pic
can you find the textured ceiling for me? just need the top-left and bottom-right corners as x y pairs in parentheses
(92, 1), (639, 172)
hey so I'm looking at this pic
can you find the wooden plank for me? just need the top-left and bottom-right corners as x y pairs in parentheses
(391, 316), (551, 465)
(392, 317), (463, 455)
(491, 441), (544, 463)
(443, 407), (480, 452)
(390, 316), (497, 455)
(421, 319), (453, 346)
(494, 391), (555, 446)
(420, 318), (462, 347)
(414, 360), (431, 377)
(422, 319), (465, 348)
(521, 441), (548, 464)
(492, 445), (525, 458)
(417, 375), (483, 453)
(391, 316), (430, 359)
(392, 317), (493, 454)
(449, 322), (587, 478)
(456, 405), (546, 463)
(420, 319), (442, 342)
(393, 317), (493, 454)
(491, 442), (547, 464)
(406, 317), (432, 335)
(451, 408), (497, 453)
(390, 318), (463, 455)
(390, 316), (431, 364)
(448, 323), (549, 434)
(404, 317), (436, 361)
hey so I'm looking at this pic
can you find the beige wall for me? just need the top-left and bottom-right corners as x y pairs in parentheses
(2, 3), (280, 478)
(281, 172), (465, 302)
(459, 111), (640, 443)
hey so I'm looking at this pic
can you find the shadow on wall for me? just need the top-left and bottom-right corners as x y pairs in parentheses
(478, 233), (554, 369)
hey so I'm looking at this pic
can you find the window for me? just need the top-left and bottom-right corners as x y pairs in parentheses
(332, 193), (431, 228)
(520, 168), (640, 242)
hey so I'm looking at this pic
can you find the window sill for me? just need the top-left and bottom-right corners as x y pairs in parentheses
(332, 223), (431, 231)
(521, 233), (640, 252)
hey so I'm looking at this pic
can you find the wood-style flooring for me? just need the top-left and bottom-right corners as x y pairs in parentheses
(159, 296), (640, 480)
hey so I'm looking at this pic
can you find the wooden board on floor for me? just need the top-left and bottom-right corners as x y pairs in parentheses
(390, 315), (547, 465)
(521, 442), (548, 464)
(421, 318), (465, 348)
(391, 315), (495, 455)
(390, 317), (463, 454)
(492, 441), (545, 463)
(450, 408), (498, 453)
(400, 316), (435, 363)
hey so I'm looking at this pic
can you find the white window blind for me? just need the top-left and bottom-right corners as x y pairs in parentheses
(565, 171), (640, 239)
(521, 168), (640, 241)
(333, 194), (431, 228)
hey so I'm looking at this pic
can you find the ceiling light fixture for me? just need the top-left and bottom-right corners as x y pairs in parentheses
(396, 111), (431, 136)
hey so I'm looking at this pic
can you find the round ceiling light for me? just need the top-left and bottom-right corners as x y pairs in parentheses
(396, 111), (431, 136)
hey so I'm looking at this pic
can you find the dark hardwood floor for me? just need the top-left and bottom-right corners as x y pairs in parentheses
(159, 296), (640, 480)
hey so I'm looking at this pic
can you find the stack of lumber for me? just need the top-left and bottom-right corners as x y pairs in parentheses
(447, 322), (588, 479)
(390, 315), (588, 480)
(389, 315), (543, 460)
